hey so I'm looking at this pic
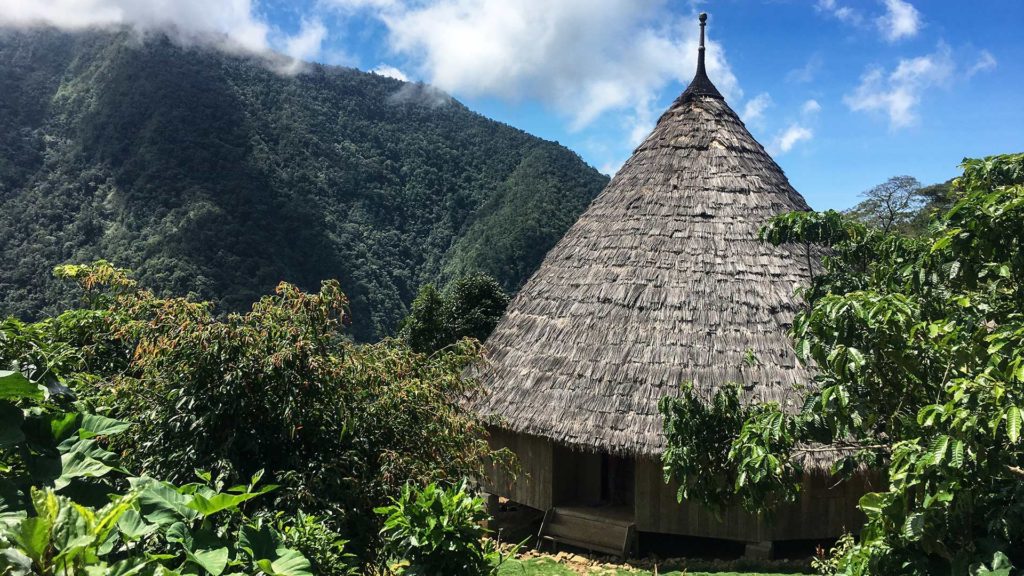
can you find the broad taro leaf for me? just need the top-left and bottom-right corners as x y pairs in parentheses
(186, 546), (229, 576)
(54, 438), (120, 490)
(49, 412), (80, 444)
(117, 509), (158, 541)
(256, 548), (313, 576)
(0, 548), (33, 576)
(238, 523), (279, 561)
(78, 414), (130, 440)
(186, 486), (274, 517)
(165, 522), (192, 549)
(0, 371), (43, 402)
(135, 480), (200, 526)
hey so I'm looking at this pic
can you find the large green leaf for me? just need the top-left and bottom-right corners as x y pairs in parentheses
(186, 485), (274, 517)
(238, 523), (279, 561)
(10, 516), (52, 565)
(0, 371), (43, 402)
(187, 546), (229, 576)
(117, 509), (158, 541)
(165, 522), (192, 548)
(51, 500), (91, 559)
(78, 414), (130, 439)
(54, 438), (119, 489)
(256, 548), (313, 576)
(135, 481), (199, 526)
(49, 412), (80, 443)
(0, 549), (34, 576)
(858, 492), (888, 516)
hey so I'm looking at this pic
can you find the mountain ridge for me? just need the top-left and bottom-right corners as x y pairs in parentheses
(0, 26), (608, 341)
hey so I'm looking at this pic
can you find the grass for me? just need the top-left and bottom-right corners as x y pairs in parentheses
(498, 556), (809, 576)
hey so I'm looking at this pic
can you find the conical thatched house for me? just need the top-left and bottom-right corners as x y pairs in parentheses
(473, 14), (872, 557)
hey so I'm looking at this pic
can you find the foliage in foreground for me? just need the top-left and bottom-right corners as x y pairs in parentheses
(660, 153), (1024, 574)
(2, 264), (498, 569)
(376, 481), (508, 575)
(0, 368), (315, 575)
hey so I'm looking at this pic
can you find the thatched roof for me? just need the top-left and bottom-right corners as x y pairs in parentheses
(471, 15), (819, 462)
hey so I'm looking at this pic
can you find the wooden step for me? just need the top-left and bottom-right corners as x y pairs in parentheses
(537, 507), (637, 558)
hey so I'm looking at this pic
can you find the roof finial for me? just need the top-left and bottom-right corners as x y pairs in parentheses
(697, 12), (708, 77)
(679, 12), (723, 102)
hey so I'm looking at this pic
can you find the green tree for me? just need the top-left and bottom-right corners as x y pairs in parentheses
(660, 153), (1024, 574)
(845, 175), (925, 234)
(445, 274), (510, 344)
(399, 273), (509, 354)
(400, 284), (447, 354)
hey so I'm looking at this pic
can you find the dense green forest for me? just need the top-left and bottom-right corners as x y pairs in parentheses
(0, 27), (608, 341)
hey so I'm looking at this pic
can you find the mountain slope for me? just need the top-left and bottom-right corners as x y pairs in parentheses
(0, 27), (608, 340)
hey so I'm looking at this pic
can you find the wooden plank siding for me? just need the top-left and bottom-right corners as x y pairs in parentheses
(634, 458), (878, 541)
(485, 429), (554, 510)
(486, 432), (875, 542)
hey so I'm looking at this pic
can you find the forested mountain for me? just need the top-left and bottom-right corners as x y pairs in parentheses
(0, 27), (608, 341)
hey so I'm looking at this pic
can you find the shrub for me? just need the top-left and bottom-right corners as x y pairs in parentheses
(39, 262), (494, 562)
(0, 367), (317, 575)
(375, 481), (505, 576)
(274, 510), (359, 576)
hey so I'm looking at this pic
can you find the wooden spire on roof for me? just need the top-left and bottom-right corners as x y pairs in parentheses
(680, 12), (723, 103)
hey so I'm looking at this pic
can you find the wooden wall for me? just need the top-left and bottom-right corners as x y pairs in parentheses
(634, 458), (879, 542)
(484, 429), (553, 510)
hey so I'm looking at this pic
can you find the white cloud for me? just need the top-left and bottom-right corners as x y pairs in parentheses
(772, 124), (814, 154)
(0, 0), (270, 51)
(282, 19), (327, 66)
(741, 93), (772, 124)
(599, 159), (626, 177)
(801, 99), (822, 116)
(967, 50), (997, 77)
(877, 0), (921, 43)
(340, 0), (740, 131)
(0, 0), (327, 70)
(815, 0), (863, 26)
(327, 0), (398, 10)
(372, 64), (409, 81)
(625, 97), (658, 147)
(786, 54), (823, 84)
(843, 44), (954, 129)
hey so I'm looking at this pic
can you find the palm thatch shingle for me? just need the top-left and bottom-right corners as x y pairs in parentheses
(471, 15), (821, 463)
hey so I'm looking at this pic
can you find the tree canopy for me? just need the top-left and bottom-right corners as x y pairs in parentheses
(661, 152), (1024, 574)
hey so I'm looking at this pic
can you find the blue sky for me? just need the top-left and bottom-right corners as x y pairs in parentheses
(4, 0), (1021, 210)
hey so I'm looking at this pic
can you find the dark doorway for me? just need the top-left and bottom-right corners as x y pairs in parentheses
(552, 447), (636, 509)
(601, 453), (635, 506)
